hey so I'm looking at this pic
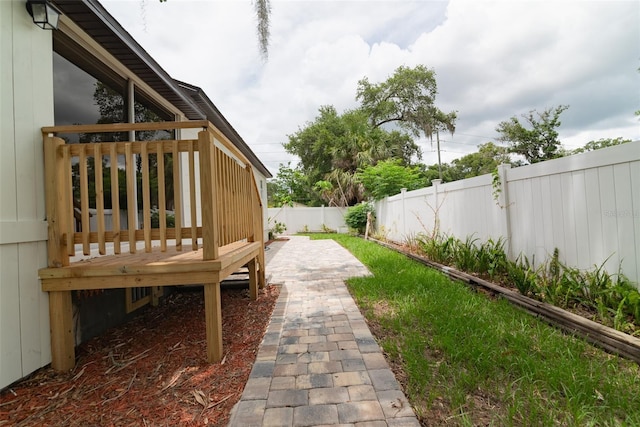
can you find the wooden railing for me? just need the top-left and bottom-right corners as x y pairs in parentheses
(42, 120), (264, 268)
(40, 120), (266, 370)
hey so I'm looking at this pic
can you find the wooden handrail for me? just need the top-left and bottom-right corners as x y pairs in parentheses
(42, 121), (263, 263)
(41, 121), (255, 175)
(42, 120), (210, 135)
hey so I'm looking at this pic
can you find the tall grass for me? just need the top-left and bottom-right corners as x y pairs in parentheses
(312, 234), (640, 426)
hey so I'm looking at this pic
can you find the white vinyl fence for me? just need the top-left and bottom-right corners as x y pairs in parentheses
(375, 142), (640, 285)
(267, 205), (348, 235)
(264, 142), (639, 285)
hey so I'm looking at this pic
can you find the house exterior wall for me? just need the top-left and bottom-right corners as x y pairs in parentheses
(1, 1), (274, 390)
(0, 0), (53, 388)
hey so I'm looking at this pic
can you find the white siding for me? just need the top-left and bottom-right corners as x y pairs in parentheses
(0, 0), (53, 388)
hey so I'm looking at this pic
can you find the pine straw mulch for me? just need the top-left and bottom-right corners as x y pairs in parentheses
(0, 284), (280, 427)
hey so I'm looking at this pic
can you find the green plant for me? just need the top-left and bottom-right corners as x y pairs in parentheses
(344, 202), (374, 234)
(507, 255), (538, 296)
(268, 220), (287, 240)
(300, 224), (310, 233)
(491, 168), (502, 206)
(453, 235), (479, 272)
(321, 223), (335, 233)
(416, 233), (457, 265)
(600, 270), (640, 334)
(151, 209), (175, 228)
(413, 233), (639, 335)
(475, 237), (508, 278)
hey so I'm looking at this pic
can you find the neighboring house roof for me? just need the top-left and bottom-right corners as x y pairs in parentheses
(177, 81), (272, 178)
(52, 0), (271, 178)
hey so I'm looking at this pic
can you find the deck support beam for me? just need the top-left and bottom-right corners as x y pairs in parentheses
(248, 258), (258, 300)
(49, 291), (75, 372)
(204, 282), (223, 362)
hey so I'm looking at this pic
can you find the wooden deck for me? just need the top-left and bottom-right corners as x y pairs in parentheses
(40, 241), (261, 291)
(38, 121), (266, 372)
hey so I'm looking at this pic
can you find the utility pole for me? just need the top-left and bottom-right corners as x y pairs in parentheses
(436, 129), (442, 181)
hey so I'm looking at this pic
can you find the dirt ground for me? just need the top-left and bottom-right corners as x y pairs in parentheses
(0, 284), (279, 427)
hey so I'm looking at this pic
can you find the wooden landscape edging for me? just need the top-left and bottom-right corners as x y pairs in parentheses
(368, 238), (640, 364)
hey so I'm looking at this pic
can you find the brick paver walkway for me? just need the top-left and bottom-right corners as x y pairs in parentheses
(228, 236), (420, 427)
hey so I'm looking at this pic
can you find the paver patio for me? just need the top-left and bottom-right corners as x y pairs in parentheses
(228, 236), (420, 426)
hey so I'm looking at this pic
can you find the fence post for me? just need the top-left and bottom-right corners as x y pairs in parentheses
(401, 188), (407, 238)
(321, 204), (325, 229)
(497, 163), (513, 259)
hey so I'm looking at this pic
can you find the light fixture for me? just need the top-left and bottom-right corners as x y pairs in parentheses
(25, 0), (62, 30)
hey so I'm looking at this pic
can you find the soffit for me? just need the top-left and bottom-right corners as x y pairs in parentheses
(50, 0), (271, 177)
(52, 0), (204, 120)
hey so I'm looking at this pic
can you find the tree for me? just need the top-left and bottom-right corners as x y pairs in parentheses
(356, 65), (438, 132)
(283, 106), (420, 206)
(283, 106), (342, 191)
(344, 202), (374, 234)
(356, 65), (457, 178)
(496, 105), (569, 164)
(267, 163), (315, 207)
(571, 137), (631, 154)
(358, 159), (425, 200)
(316, 169), (364, 207)
(449, 142), (514, 179)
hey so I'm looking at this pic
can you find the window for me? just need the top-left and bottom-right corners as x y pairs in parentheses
(52, 30), (173, 314)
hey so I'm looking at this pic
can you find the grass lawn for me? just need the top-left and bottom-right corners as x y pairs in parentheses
(311, 234), (640, 426)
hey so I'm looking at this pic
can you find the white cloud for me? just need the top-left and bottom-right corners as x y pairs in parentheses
(103, 0), (640, 174)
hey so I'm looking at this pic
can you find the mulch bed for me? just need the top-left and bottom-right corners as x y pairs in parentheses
(0, 284), (280, 427)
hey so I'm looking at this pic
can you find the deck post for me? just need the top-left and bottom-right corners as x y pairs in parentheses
(204, 282), (223, 362)
(43, 136), (69, 268)
(198, 127), (223, 362)
(198, 128), (219, 260)
(259, 250), (266, 289)
(49, 291), (75, 371)
(44, 135), (75, 371)
(247, 167), (266, 289)
(248, 258), (258, 300)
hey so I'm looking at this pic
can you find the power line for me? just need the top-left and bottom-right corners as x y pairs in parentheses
(455, 132), (499, 140)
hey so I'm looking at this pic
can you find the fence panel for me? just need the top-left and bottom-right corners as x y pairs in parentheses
(265, 143), (639, 284)
(267, 206), (347, 234)
(375, 142), (640, 285)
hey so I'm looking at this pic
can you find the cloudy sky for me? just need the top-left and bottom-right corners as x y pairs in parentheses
(102, 0), (640, 175)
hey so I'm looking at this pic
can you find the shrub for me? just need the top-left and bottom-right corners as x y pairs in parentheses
(151, 209), (175, 228)
(344, 202), (374, 234)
